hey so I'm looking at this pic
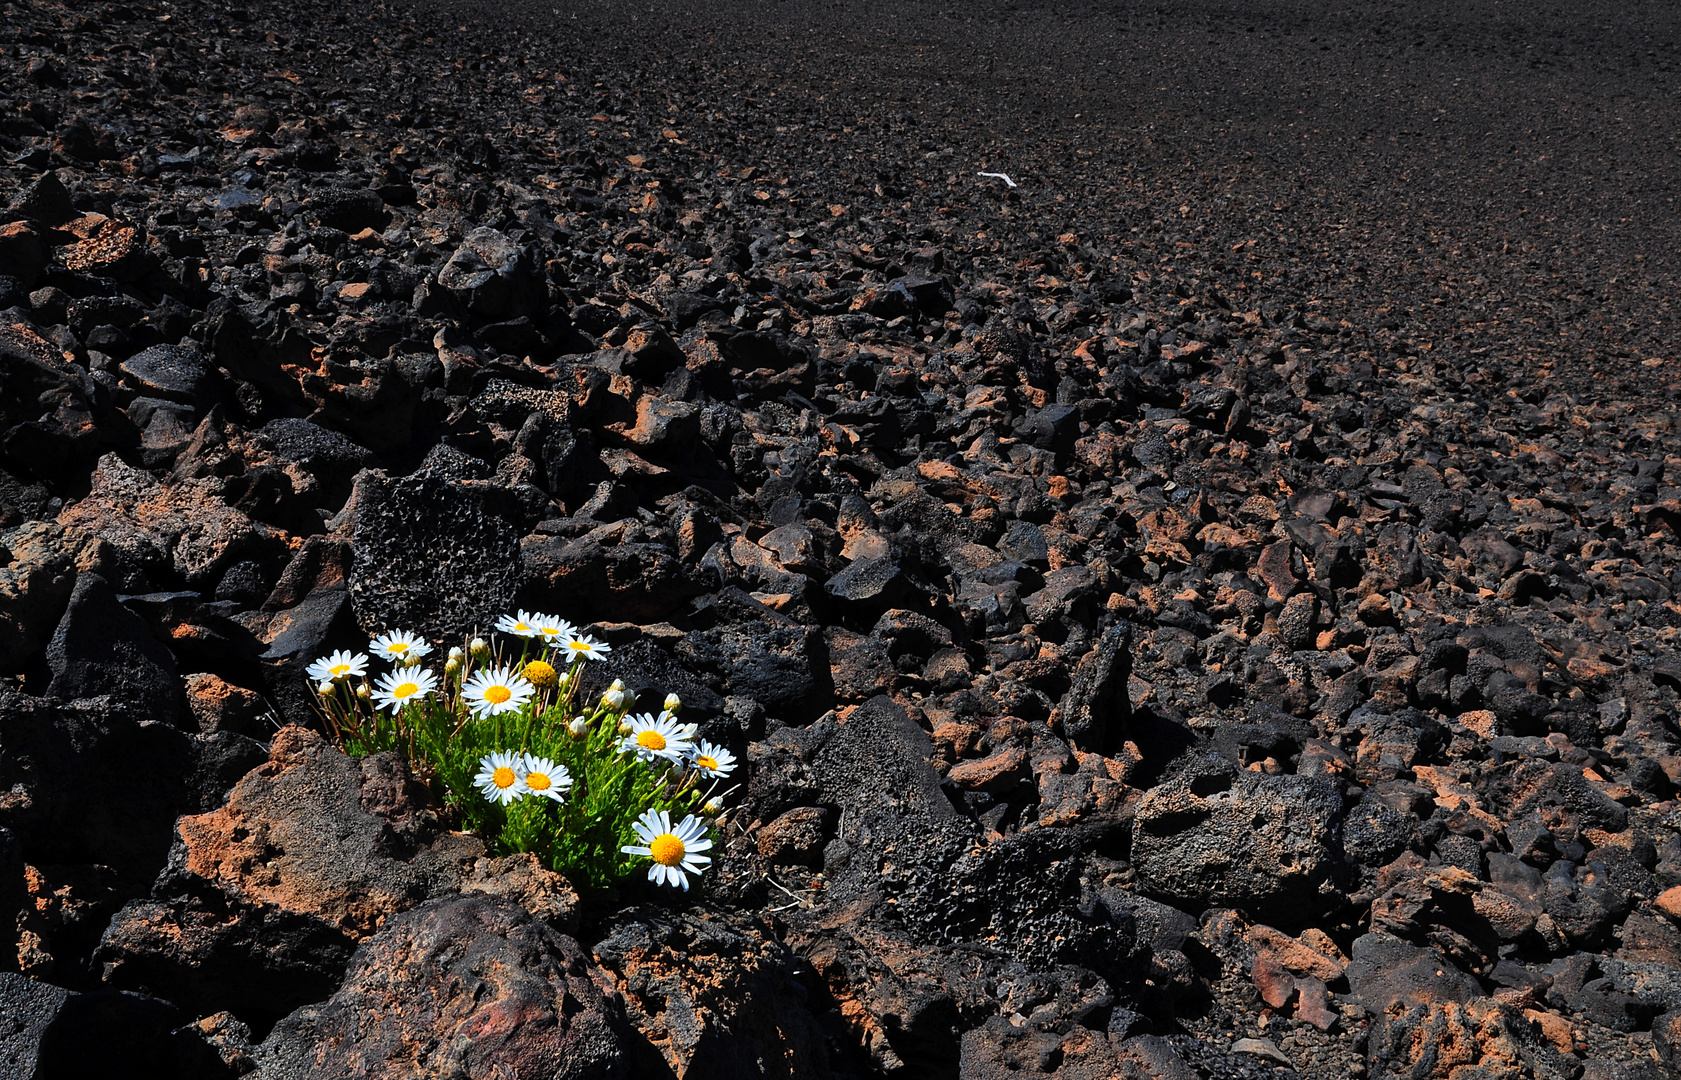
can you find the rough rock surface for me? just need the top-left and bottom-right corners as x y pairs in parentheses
(255, 894), (645, 1079)
(99, 726), (572, 1030)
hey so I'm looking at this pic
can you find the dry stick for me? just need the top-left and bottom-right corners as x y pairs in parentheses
(766, 875), (814, 911)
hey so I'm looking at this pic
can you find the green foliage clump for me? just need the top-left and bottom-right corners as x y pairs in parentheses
(308, 617), (735, 896)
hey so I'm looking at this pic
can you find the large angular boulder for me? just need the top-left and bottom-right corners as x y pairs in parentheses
(1057, 621), (1132, 755)
(1131, 756), (1347, 920)
(46, 572), (180, 722)
(100, 727), (574, 1030)
(435, 227), (546, 321)
(592, 906), (849, 1078)
(57, 453), (261, 588)
(0, 521), (113, 672)
(522, 531), (701, 624)
(347, 470), (523, 641)
(255, 894), (644, 1079)
(0, 972), (228, 1078)
(674, 589), (829, 722)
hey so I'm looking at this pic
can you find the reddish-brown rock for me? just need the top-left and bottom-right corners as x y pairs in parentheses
(99, 727), (575, 1028)
(255, 894), (642, 1079)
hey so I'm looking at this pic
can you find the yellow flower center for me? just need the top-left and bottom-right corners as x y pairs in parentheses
(637, 730), (667, 751)
(394, 682), (419, 698)
(329, 664), (351, 677)
(696, 755), (717, 772)
(541, 628), (562, 637)
(527, 771), (551, 791)
(484, 685), (512, 705)
(389, 643), (409, 654)
(514, 622), (530, 632)
(649, 834), (686, 866)
(522, 661), (557, 688)
(569, 640), (591, 652)
(492, 766), (517, 789)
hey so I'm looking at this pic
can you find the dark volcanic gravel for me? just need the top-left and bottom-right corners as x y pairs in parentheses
(2, 0), (1681, 1077)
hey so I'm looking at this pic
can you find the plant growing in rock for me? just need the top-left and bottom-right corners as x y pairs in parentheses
(309, 612), (733, 895)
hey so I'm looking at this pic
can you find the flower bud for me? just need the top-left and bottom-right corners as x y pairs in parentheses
(317, 680), (335, 697)
(617, 718), (634, 736)
(664, 692), (682, 714)
(448, 646), (464, 662)
(609, 678), (625, 692)
(568, 717), (589, 739)
(601, 688), (625, 711)
(620, 687), (637, 712)
(703, 799), (723, 816)
(469, 637), (490, 661)
(355, 683), (371, 701)
(444, 657), (461, 678)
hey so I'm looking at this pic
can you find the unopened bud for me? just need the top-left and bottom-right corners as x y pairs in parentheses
(355, 683), (371, 701)
(609, 678), (626, 692)
(617, 719), (634, 736)
(568, 717), (589, 739)
(601, 688), (625, 711)
(448, 646), (464, 662)
(317, 680), (335, 697)
(703, 799), (723, 816)
(444, 658), (461, 678)
(664, 692), (682, 714)
(469, 637), (490, 661)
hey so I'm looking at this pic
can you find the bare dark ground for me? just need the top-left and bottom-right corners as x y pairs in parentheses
(427, 0), (1681, 397)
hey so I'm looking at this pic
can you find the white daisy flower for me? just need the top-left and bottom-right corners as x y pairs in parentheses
(619, 712), (695, 764)
(561, 633), (612, 662)
(370, 630), (432, 665)
(531, 613), (577, 646)
(520, 754), (572, 802)
(495, 610), (545, 638)
(307, 650), (368, 683)
(688, 740), (737, 780)
(473, 751), (527, 805)
(620, 809), (713, 890)
(462, 665), (535, 718)
(371, 667), (438, 713)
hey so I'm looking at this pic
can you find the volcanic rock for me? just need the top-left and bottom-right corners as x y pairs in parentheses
(1131, 755), (1347, 920)
(99, 727), (569, 1030)
(347, 469), (523, 641)
(255, 894), (641, 1079)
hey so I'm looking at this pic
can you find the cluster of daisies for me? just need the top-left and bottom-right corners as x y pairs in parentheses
(307, 613), (612, 720)
(305, 612), (735, 891)
(471, 709), (735, 891)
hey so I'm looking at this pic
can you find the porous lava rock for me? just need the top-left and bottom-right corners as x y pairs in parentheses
(99, 726), (573, 1031)
(254, 894), (645, 1080)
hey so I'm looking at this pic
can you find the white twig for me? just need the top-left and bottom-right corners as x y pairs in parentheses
(766, 875), (814, 910)
(977, 171), (1017, 188)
